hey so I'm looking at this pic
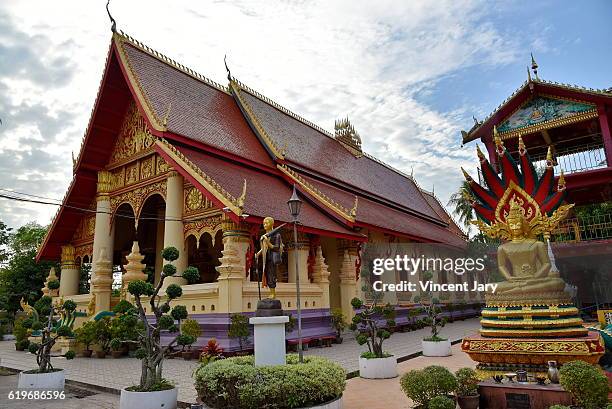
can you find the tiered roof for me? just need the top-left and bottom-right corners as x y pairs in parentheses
(38, 30), (465, 260)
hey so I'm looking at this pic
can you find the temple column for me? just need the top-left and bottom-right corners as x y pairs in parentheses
(91, 171), (114, 287)
(287, 232), (309, 285)
(122, 241), (147, 299)
(59, 245), (79, 296)
(339, 250), (357, 320)
(91, 248), (113, 313)
(163, 171), (187, 287)
(597, 105), (612, 166)
(311, 246), (330, 309)
(216, 216), (248, 313)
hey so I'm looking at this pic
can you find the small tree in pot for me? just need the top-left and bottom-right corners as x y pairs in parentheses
(416, 271), (450, 357)
(17, 298), (76, 390)
(119, 246), (195, 409)
(455, 367), (480, 409)
(74, 320), (97, 357)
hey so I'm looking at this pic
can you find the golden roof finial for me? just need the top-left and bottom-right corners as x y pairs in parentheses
(527, 66), (532, 82)
(350, 196), (358, 218)
(546, 146), (554, 167)
(530, 52), (539, 80)
(236, 179), (247, 209)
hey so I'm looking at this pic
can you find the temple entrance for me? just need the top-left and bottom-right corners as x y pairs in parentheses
(137, 194), (165, 284)
(113, 203), (137, 290)
(186, 230), (223, 283)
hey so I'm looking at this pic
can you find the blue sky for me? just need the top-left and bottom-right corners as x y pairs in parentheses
(0, 0), (610, 229)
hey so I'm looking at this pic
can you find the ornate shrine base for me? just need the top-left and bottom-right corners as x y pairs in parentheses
(462, 331), (605, 376)
(478, 380), (572, 409)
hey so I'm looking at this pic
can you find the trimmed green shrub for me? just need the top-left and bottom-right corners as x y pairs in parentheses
(182, 266), (200, 284)
(13, 317), (29, 342)
(64, 350), (76, 360)
(400, 365), (457, 408)
(559, 360), (609, 409)
(194, 355), (345, 409)
(455, 367), (479, 396)
(47, 279), (60, 290)
(428, 396), (455, 409)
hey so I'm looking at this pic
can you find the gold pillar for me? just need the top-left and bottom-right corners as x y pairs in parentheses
(216, 216), (249, 313)
(311, 246), (331, 309)
(163, 171), (187, 287)
(122, 241), (147, 294)
(59, 245), (79, 296)
(91, 247), (113, 313)
(91, 171), (114, 287)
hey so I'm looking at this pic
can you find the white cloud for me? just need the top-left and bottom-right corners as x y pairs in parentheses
(0, 0), (530, 228)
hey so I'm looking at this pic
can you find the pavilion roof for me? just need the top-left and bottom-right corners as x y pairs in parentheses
(462, 76), (612, 144)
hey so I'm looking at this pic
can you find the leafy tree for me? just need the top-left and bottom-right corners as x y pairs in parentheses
(227, 313), (249, 351)
(0, 220), (11, 266)
(0, 223), (56, 319)
(447, 181), (474, 229)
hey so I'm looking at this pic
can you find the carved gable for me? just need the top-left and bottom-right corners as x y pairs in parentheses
(110, 101), (156, 165)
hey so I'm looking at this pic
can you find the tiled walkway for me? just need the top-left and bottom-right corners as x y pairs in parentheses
(0, 318), (480, 406)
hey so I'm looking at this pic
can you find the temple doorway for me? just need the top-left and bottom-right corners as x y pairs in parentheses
(137, 194), (166, 285)
(186, 230), (223, 283)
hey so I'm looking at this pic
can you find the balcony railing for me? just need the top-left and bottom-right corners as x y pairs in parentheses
(551, 213), (612, 243)
(531, 140), (608, 175)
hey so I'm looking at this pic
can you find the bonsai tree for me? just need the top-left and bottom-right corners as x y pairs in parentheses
(74, 320), (97, 356)
(408, 306), (423, 330)
(227, 313), (250, 352)
(455, 367), (480, 409)
(559, 360), (609, 409)
(330, 308), (347, 342)
(125, 246), (195, 391)
(25, 297), (77, 373)
(182, 266), (200, 285)
(415, 272), (447, 341)
(109, 300), (140, 356)
(349, 297), (396, 359)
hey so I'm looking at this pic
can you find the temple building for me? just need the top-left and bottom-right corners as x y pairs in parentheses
(36, 30), (466, 349)
(462, 57), (612, 307)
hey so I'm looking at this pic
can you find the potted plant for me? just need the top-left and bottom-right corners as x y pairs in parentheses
(350, 297), (397, 379)
(110, 338), (123, 359)
(407, 306), (422, 331)
(559, 360), (609, 409)
(428, 396), (456, 409)
(228, 313), (250, 354)
(74, 320), (97, 357)
(17, 297), (76, 390)
(181, 318), (202, 359)
(455, 367), (480, 409)
(417, 272), (451, 357)
(400, 365), (458, 408)
(119, 246), (195, 409)
(13, 317), (30, 351)
(330, 308), (347, 343)
(94, 317), (111, 358)
(199, 338), (224, 365)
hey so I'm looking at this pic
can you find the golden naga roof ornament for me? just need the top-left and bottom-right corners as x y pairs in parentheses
(236, 179), (247, 210)
(334, 117), (363, 157)
(350, 196), (358, 218)
(463, 134), (572, 240)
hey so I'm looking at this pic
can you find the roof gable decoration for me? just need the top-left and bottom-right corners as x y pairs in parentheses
(228, 80), (286, 160)
(334, 117), (363, 157)
(278, 164), (357, 223)
(155, 138), (246, 216)
(109, 101), (156, 166)
(497, 95), (598, 139)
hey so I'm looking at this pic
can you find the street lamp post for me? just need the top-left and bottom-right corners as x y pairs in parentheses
(287, 184), (304, 363)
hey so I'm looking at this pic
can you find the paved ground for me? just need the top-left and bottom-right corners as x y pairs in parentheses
(0, 318), (480, 407)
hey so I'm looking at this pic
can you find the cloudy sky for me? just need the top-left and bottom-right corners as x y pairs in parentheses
(0, 0), (610, 229)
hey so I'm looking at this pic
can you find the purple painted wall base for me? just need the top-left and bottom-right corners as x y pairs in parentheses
(161, 308), (334, 353)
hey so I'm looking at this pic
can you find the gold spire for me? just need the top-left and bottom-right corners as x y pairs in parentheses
(527, 66), (532, 82)
(531, 53), (539, 80)
(546, 145), (554, 167)
(461, 167), (473, 182)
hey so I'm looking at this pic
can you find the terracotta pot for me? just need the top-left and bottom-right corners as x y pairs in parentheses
(81, 350), (93, 358)
(95, 350), (106, 359)
(457, 395), (479, 409)
(182, 351), (192, 360)
(111, 350), (123, 359)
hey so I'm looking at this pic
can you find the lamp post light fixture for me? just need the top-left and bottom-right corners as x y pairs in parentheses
(287, 184), (304, 363)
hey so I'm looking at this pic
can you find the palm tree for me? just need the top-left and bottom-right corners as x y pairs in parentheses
(447, 181), (474, 229)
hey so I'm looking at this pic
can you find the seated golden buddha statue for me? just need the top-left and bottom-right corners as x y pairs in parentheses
(494, 201), (566, 296)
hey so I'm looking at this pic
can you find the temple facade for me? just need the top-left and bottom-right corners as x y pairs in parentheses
(37, 31), (468, 350)
(462, 58), (612, 308)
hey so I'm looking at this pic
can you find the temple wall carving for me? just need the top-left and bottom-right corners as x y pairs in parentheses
(183, 214), (223, 243)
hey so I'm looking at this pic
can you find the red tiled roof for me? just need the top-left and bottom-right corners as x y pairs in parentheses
(237, 88), (443, 223)
(421, 190), (466, 238)
(120, 41), (274, 168)
(171, 143), (363, 239)
(292, 171), (465, 247)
